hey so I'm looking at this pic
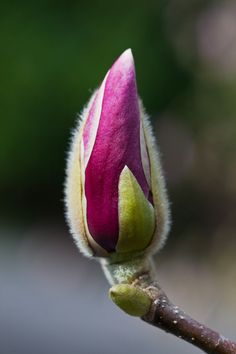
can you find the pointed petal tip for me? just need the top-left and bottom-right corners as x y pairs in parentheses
(120, 48), (134, 61)
(113, 48), (135, 74)
(97, 50), (135, 95)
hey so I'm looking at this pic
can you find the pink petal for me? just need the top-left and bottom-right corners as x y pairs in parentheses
(84, 49), (150, 252)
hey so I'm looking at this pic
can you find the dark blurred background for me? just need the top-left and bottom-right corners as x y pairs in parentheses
(0, 0), (236, 353)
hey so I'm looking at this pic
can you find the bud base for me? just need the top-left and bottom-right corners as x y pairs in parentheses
(100, 256), (155, 285)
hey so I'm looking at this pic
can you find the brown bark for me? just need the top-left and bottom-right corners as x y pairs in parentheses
(134, 275), (236, 354)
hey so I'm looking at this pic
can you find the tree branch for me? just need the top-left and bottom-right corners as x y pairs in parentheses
(136, 275), (236, 354)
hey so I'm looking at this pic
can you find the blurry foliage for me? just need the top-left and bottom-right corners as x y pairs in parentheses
(0, 0), (190, 216)
(1, 0), (236, 251)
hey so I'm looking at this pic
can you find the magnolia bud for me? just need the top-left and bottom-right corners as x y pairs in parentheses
(65, 49), (170, 261)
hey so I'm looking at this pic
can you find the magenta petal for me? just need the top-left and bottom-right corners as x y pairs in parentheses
(84, 49), (149, 252)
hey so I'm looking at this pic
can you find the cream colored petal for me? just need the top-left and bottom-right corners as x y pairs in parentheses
(139, 100), (170, 254)
(116, 166), (155, 253)
(83, 72), (109, 169)
(65, 113), (93, 257)
(140, 119), (151, 187)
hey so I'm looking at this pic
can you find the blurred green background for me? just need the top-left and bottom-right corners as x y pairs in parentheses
(0, 1), (236, 353)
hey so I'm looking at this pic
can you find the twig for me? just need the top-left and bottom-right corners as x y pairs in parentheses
(136, 275), (236, 354)
(108, 262), (236, 353)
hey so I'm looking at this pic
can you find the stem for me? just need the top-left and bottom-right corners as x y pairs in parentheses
(106, 259), (236, 353)
(101, 256), (155, 284)
(134, 274), (236, 354)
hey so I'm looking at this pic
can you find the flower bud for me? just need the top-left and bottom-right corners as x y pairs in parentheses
(65, 49), (170, 260)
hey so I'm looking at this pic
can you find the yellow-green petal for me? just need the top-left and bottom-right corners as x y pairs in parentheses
(116, 166), (155, 253)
